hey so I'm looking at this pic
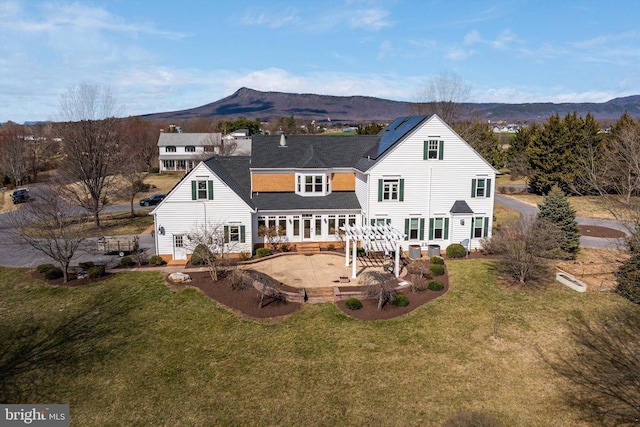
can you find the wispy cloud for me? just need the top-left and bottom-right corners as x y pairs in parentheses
(377, 40), (393, 60)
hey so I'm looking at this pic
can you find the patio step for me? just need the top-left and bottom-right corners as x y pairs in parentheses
(296, 242), (321, 255)
(305, 287), (335, 303)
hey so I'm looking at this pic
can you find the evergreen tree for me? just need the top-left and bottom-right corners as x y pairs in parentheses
(537, 185), (580, 259)
(507, 123), (540, 180)
(528, 113), (569, 194)
(454, 121), (505, 168)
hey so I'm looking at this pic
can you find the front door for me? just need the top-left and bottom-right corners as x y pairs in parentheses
(303, 217), (312, 239)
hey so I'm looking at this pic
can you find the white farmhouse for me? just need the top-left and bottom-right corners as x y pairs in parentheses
(151, 115), (497, 264)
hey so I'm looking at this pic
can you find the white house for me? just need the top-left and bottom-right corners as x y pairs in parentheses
(151, 115), (497, 264)
(157, 132), (252, 173)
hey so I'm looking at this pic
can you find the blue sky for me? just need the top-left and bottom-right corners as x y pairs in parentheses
(2, 0), (640, 123)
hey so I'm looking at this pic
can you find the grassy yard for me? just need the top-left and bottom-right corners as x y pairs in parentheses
(502, 194), (622, 220)
(1, 261), (633, 426)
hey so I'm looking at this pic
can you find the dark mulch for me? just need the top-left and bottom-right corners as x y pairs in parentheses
(335, 270), (449, 320)
(168, 270), (302, 320)
(31, 270), (115, 286)
(578, 225), (626, 239)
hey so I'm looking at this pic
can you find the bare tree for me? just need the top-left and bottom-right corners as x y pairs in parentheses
(23, 123), (58, 183)
(3, 184), (89, 282)
(55, 83), (123, 228)
(544, 307), (640, 426)
(184, 221), (231, 281)
(412, 71), (472, 123)
(0, 124), (29, 186)
(482, 217), (562, 286)
(360, 271), (397, 309)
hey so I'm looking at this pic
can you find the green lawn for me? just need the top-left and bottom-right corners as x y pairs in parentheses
(0, 262), (632, 426)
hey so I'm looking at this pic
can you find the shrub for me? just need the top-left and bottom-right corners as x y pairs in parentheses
(239, 252), (251, 261)
(406, 259), (432, 277)
(256, 248), (272, 258)
(430, 256), (445, 265)
(326, 244), (335, 251)
(392, 294), (409, 307)
(228, 269), (253, 290)
(345, 298), (363, 310)
(428, 280), (444, 291)
(88, 265), (106, 278)
(44, 267), (64, 280)
(446, 243), (467, 258)
(357, 247), (366, 257)
(280, 242), (290, 252)
(120, 256), (135, 267)
(148, 255), (166, 266)
(409, 275), (430, 293)
(79, 261), (95, 270)
(430, 264), (445, 276)
(36, 263), (55, 273)
(190, 244), (213, 266)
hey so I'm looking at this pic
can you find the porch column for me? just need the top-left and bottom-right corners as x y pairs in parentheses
(345, 238), (350, 266)
(352, 238), (358, 279)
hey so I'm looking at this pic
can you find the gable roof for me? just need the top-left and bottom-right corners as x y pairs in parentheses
(158, 132), (221, 147)
(365, 115), (429, 159)
(203, 156), (254, 209)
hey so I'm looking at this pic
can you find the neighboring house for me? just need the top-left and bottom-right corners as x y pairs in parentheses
(151, 115), (497, 263)
(157, 132), (252, 173)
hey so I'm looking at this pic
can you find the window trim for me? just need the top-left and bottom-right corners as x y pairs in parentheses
(185, 145), (196, 153)
(191, 180), (214, 200)
(423, 140), (444, 160)
(471, 178), (492, 198)
(471, 217), (489, 239)
(295, 173), (330, 196)
(378, 178), (404, 202)
(165, 145), (176, 153)
(404, 217), (425, 241)
(429, 217), (450, 240)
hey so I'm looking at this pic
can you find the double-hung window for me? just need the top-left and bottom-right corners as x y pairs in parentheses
(472, 217), (489, 239)
(378, 178), (404, 202)
(404, 217), (425, 241)
(471, 178), (492, 198)
(423, 140), (444, 160)
(429, 217), (450, 240)
(224, 225), (246, 243)
(191, 179), (213, 200)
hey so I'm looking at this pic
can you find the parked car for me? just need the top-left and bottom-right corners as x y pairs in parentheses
(11, 188), (30, 204)
(139, 193), (165, 206)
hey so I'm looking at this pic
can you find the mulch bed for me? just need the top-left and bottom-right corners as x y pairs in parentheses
(578, 225), (626, 238)
(31, 270), (115, 286)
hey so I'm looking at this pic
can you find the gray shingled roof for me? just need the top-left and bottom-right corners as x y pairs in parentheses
(450, 200), (474, 214)
(252, 192), (361, 211)
(158, 133), (221, 147)
(251, 135), (378, 169)
(203, 156), (254, 209)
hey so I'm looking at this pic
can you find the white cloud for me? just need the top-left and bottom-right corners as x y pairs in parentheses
(377, 40), (393, 60)
(463, 30), (482, 46)
(349, 8), (391, 30)
(445, 49), (474, 61)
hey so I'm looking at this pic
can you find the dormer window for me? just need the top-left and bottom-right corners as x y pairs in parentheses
(295, 173), (330, 196)
(185, 146), (196, 153)
(166, 146), (176, 153)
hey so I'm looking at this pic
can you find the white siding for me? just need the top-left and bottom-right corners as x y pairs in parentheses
(355, 171), (369, 215)
(153, 162), (253, 258)
(366, 115), (496, 251)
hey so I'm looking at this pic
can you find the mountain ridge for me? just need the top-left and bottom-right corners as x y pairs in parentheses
(142, 87), (640, 123)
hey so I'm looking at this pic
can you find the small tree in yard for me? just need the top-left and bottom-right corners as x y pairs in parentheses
(360, 271), (397, 309)
(3, 185), (88, 282)
(537, 185), (580, 259)
(184, 221), (230, 282)
(482, 217), (562, 286)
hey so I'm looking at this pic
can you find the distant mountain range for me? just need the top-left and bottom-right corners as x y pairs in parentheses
(142, 87), (640, 123)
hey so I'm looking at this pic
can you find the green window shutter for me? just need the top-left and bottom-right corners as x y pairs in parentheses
(484, 217), (489, 237)
(386, 219), (391, 225)
(444, 218), (450, 240)
(378, 179), (383, 202)
(419, 218), (425, 240)
(399, 179), (404, 202)
(240, 225), (245, 243)
(438, 141), (444, 160)
(423, 141), (428, 160)
(191, 181), (196, 200)
(471, 218), (475, 239)
(429, 218), (434, 240)
(224, 226), (229, 243)
(404, 218), (409, 241)
(207, 180), (214, 200)
(486, 179), (492, 198)
(370, 219), (375, 226)
(471, 179), (477, 198)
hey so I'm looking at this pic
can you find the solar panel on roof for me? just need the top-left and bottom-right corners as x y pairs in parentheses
(369, 115), (428, 158)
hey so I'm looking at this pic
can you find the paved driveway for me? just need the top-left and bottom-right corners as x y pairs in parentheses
(495, 194), (628, 250)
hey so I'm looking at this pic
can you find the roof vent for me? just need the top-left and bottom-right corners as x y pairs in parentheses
(279, 134), (287, 147)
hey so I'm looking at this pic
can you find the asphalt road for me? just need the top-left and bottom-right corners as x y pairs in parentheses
(495, 194), (628, 250)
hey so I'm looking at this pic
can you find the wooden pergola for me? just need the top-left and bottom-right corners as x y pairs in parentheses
(340, 225), (406, 279)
